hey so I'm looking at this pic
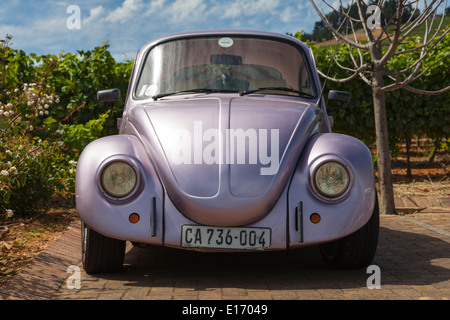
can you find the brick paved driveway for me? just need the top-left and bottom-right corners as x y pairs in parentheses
(1, 211), (449, 301)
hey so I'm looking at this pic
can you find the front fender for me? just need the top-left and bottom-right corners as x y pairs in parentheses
(75, 135), (164, 244)
(288, 133), (376, 247)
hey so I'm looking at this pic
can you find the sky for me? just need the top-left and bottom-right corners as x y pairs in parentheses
(0, 0), (322, 62)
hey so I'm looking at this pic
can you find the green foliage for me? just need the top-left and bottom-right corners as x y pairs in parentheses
(46, 43), (132, 135)
(0, 79), (69, 215)
(0, 136), (73, 214)
(56, 111), (110, 152)
(0, 36), (132, 217)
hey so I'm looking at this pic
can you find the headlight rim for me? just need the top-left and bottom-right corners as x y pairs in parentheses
(97, 156), (142, 202)
(309, 156), (353, 202)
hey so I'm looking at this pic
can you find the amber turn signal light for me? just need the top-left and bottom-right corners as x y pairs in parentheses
(129, 213), (140, 224)
(310, 213), (321, 224)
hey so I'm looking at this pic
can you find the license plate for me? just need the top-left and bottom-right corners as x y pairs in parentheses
(181, 225), (271, 250)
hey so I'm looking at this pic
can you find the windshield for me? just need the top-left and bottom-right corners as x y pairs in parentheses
(134, 36), (317, 100)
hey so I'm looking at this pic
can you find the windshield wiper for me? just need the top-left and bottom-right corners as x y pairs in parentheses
(239, 87), (315, 99)
(152, 88), (238, 101)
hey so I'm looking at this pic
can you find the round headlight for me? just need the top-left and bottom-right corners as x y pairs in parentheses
(101, 161), (137, 198)
(313, 161), (350, 198)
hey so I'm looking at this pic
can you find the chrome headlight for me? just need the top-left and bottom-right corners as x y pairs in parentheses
(100, 161), (137, 198)
(313, 161), (350, 198)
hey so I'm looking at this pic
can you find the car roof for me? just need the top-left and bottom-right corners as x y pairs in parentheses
(138, 29), (309, 53)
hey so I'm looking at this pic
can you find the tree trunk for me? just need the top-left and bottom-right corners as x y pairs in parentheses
(405, 134), (412, 179)
(372, 69), (396, 215)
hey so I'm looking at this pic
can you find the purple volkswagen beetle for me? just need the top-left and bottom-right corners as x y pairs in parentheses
(76, 30), (378, 274)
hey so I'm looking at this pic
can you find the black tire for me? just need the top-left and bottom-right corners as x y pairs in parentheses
(319, 196), (379, 269)
(81, 221), (126, 274)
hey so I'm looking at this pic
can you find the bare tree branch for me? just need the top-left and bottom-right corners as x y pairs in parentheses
(312, 0), (449, 92)
(377, 0), (415, 42)
(402, 0), (421, 27)
(400, 0), (442, 40)
(394, 27), (450, 56)
(310, 0), (369, 50)
(333, 0), (363, 24)
(386, 83), (450, 94)
(345, 13), (372, 86)
(383, 51), (450, 90)
(379, 0), (405, 66)
(316, 63), (371, 83)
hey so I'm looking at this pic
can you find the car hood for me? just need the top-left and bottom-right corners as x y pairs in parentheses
(125, 96), (321, 226)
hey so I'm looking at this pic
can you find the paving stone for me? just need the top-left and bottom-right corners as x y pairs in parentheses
(0, 202), (449, 301)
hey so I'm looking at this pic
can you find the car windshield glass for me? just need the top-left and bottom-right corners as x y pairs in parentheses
(134, 36), (317, 100)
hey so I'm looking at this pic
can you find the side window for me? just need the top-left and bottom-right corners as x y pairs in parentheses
(299, 64), (313, 95)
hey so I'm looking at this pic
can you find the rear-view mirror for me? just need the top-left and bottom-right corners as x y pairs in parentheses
(328, 90), (351, 104)
(210, 54), (242, 65)
(97, 88), (121, 102)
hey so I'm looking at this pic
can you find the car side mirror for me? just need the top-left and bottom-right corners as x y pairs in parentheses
(97, 88), (121, 102)
(328, 90), (351, 104)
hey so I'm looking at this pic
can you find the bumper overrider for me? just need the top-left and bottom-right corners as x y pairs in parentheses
(75, 131), (376, 251)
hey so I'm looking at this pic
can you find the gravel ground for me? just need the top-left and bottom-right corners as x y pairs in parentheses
(393, 180), (450, 198)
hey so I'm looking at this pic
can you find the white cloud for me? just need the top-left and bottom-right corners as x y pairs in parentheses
(221, 0), (281, 20)
(280, 6), (296, 23)
(88, 6), (105, 21)
(104, 0), (144, 23)
(163, 0), (208, 24)
(145, 0), (167, 15)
